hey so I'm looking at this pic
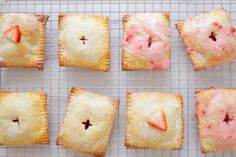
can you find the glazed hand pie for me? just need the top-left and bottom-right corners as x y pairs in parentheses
(125, 92), (183, 149)
(0, 13), (48, 69)
(196, 88), (236, 153)
(58, 14), (110, 71)
(121, 13), (171, 71)
(0, 92), (49, 146)
(57, 87), (119, 156)
(176, 8), (236, 71)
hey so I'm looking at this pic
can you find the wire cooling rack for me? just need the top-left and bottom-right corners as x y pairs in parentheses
(0, 0), (236, 157)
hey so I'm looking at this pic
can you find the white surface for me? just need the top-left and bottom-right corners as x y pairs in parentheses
(0, 0), (236, 157)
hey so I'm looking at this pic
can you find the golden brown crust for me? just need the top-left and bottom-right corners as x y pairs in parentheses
(0, 14), (48, 69)
(162, 12), (170, 26)
(195, 89), (207, 153)
(36, 15), (49, 70)
(176, 94), (184, 150)
(58, 14), (66, 67)
(37, 92), (49, 144)
(125, 92), (133, 147)
(176, 21), (202, 71)
(58, 14), (110, 72)
(195, 89), (211, 153)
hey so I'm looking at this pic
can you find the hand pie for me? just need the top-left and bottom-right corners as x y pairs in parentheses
(176, 8), (236, 71)
(121, 13), (171, 71)
(58, 14), (110, 71)
(196, 88), (236, 153)
(0, 92), (49, 146)
(125, 92), (183, 149)
(0, 13), (48, 69)
(57, 87), (119, 156)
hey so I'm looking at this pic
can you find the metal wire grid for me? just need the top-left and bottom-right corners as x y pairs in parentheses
(0, 0), (236, 157)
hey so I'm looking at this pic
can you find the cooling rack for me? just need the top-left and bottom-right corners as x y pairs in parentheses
(0, 0), (236, 157)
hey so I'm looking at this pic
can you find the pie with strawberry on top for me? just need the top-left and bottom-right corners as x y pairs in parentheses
(0, 14), (48, 69)
(125, 92), (184, 149)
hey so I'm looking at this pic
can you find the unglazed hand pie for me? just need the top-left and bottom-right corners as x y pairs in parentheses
(58, 14), (110, 71)
(0, 92), (49, 146)
(121, 13), (171, 71)
(196, 88), (236, 153)
(0, 13), (48, 69)
(57, 87), (119, 156)
(125, 92), (183, 149)
(176, 8), (236, 71)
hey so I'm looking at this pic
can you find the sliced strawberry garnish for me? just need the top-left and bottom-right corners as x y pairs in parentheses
(147, 109), (167, 131)
(4, 25), (21, 43)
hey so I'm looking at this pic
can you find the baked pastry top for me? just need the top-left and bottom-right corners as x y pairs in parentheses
(57, 87), (119, 156)
(125, 92), (183, 149)
(0, 92), (48, 146)
(0, 13), (48, 69)
(121, 13), (171, 71)
(196, 88), (236, 153)
(58, 14), (110, 71)
(176, 8), (236, 70)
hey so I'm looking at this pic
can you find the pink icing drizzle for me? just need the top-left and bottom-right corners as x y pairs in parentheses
(121, 17), (171, 70)
(182, 20), (236, 57)
(196, 89), (236, 151)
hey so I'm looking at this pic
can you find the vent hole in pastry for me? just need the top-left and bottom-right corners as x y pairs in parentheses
(209, 32), (217, 41)
(82, 119), (92, 130)
(148, 37), (152, 48)
(12, 118), (19, 126)
(80, 35), (87, 45)
(223, 113), (232, 123)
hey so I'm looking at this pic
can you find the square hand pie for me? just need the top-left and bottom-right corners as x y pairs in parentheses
(58, 14), (110, 71)
(57, 87), (119, 156)
(176, 8), (236, 71)
(0, 13), (48, 69)
(121, 13), (171, 71)
(125, 92), (183, 149)
(0, 92), (48, 146)
(196, 88), (236, 153)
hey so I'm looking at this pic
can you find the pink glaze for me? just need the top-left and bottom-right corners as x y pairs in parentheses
(121, 17), (171, 70)
(182, 19), (236, 57)
(196, 89), (236, 151)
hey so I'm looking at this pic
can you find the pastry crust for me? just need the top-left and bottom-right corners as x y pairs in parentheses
(58, 14), (110, 71)
(176, 8), (236, 71)
(0, 13), (48, 69)
(0, 92), (49, 146)
(125, 92), (184, 149)
(57, 87), (119, 156)
(122, 13), (171, 71)
(195, 88), (236, 153)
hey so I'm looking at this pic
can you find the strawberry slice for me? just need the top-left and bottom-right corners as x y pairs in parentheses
(4, 25), (21, 43)
(147, 110), (167, 131)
